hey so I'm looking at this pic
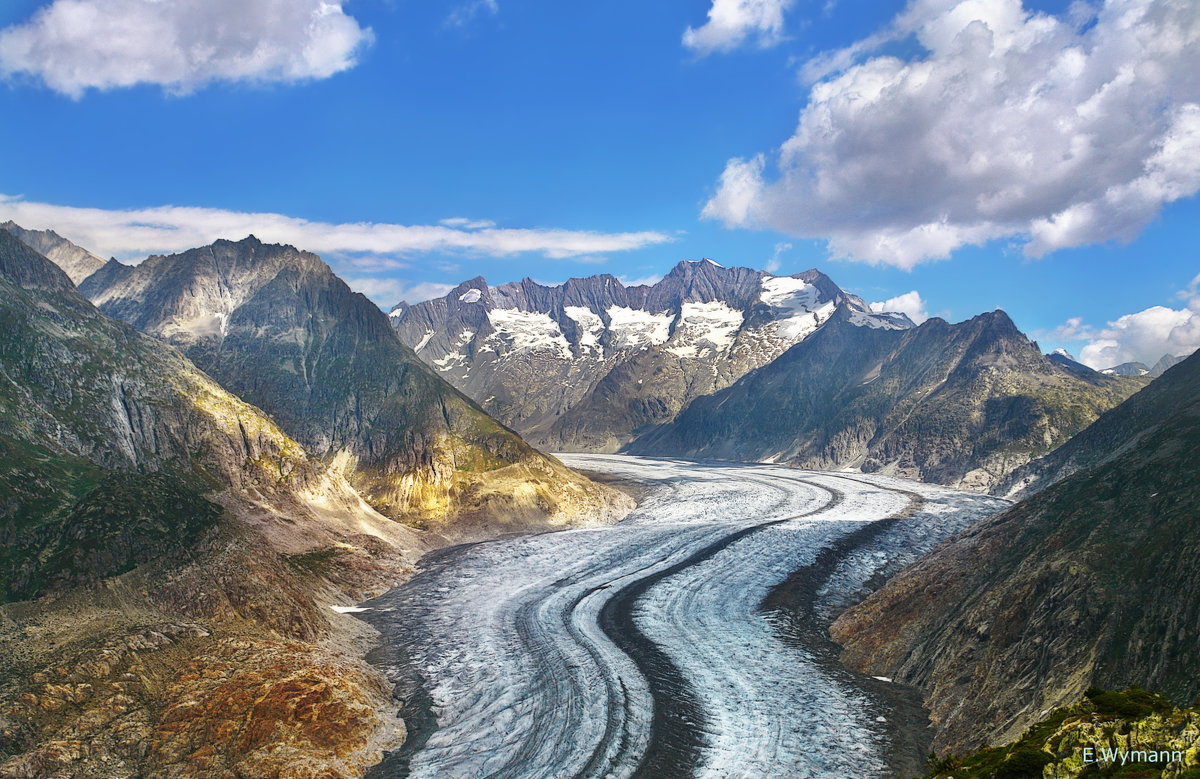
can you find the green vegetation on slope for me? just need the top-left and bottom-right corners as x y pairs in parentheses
(918, 688), (1200, 779)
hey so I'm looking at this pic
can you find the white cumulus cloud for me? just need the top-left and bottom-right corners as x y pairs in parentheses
(683, 0), (795, 55)
(1052, 275), (1200, 369)
(0, 195), (674, 262)
(704, 0), (1200, 268)
(0, 0), (373, 97)
(869, 290), (929, 324)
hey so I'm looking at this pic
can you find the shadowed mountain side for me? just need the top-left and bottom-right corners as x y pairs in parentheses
(78, 236), (629, 537)
(830, 349), (1200, 755)
(627, 306), (1140, 491)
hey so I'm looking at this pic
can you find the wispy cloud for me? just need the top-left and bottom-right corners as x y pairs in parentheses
(345, 278), (455, 306)
(705, 0), (1200, 268)
(0, 0), (372, 97)
(683, 0), (795, 55)
(618, 273), (664, 287)
(764, 241), (792, 273)
(0, 195), (674, 262)
(446, 0), (499, 28)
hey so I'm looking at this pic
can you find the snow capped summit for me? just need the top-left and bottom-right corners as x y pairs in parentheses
(391, 262), (911, 451)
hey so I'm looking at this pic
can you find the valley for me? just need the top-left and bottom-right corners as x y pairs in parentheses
(358, 455), (1005, 778)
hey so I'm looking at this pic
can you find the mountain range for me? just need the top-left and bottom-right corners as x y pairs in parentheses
(390, 260), (912, 452)
(0, 220), (106, 284)
(627, 306), (1144, 491)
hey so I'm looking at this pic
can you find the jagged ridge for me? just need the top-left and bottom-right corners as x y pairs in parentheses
(392, 260), (909, 451)
(628, 306), (1140, 491)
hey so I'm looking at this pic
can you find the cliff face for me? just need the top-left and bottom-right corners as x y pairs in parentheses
(0, 229), (426, 777)
(628, 307), (1141, 492)
(78, 236), (628, 537)
(392, 261), (910, 452)
(830, 349), (1200, 754)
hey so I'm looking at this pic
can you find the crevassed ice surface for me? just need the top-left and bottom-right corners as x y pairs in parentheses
(365, 455), (1005, 779)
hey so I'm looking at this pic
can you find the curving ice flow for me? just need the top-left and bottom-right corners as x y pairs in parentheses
(362, 455), (1006, 779)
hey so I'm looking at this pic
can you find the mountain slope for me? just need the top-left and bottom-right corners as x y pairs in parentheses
(79, 236), (626, 535)
(391, 260), (910, 451)
(0, 228), (425, 776)
(629, 307), (1141, 491)
(829, 348), (1200, 754)
(1, 220), (106, 284)
(998, 349), (1197, 498)
(1150, 352), (1186, 377)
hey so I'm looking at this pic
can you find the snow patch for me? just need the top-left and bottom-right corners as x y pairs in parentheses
(563, 306), (606, 357)
(849, 311), (910, 330)
(331, 605), (370, 614)
(487, 309), (572, 357)
(459, 288), (483, 303)
(433, 330), (475, 369)
(759, 275), (819, 309)
(667, 301), (744, 358)
(414, 330), (434, 352)
(606, 306), (672, 349)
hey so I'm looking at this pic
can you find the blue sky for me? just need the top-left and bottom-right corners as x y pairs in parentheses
(0, 0), (1197, 368)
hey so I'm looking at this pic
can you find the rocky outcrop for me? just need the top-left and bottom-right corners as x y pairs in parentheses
(629, 306), (1141, 491)
(77, 236), (628, 535)
(1, 221), (105, 285)
(829, 349), (1200, 754)
(391, 260), (911, 451)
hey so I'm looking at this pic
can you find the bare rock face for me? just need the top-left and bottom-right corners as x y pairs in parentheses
(629, 306), (1142, 492)
(77, 236), (627, 534)
(391, 260), (911, 451)
(0, 221), (106, 286)
(830, 349), (1200, 755)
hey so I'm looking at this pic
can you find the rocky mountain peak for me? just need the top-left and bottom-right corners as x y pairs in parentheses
(0, 227), (76, 292)
(1, 220), (107, 285)
(1150, 352), (1186, 377)
(391, 261), (913, 451)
